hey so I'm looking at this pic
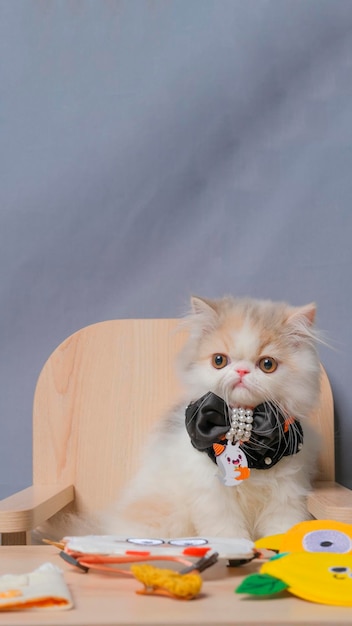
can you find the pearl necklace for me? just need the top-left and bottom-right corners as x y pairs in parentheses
(225, 407), (253, 443)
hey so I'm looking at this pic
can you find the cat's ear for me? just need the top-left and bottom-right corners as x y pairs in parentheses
(190, 296), (219, 317)
(185, 296), (220, 338)
(288, 302), (316, 326)
(285, 302), (317, 340)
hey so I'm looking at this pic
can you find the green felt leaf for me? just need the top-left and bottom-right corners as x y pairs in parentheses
(236, 573), (288, 596)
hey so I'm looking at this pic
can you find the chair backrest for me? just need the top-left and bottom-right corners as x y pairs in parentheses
(33, 319), (335, 516)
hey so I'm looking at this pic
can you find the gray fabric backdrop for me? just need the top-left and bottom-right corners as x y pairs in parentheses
(1, 0), (352, 498)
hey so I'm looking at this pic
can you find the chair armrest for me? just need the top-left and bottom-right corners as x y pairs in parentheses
(0, 484), (74, 533)
(307, 481), (352, 522)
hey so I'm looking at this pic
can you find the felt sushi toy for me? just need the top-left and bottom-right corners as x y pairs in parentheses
(55, 535), (255, 600)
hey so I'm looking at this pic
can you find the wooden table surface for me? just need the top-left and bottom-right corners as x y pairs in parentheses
(0, 545), (351, 626)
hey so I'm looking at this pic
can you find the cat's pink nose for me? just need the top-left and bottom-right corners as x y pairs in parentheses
(236, 368), (250, 378)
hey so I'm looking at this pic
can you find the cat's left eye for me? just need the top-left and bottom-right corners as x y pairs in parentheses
(211, 354), (229, 369)
(258, 356), (278, 373)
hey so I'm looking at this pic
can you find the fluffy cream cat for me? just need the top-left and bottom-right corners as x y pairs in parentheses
(102, 295), (321, 541)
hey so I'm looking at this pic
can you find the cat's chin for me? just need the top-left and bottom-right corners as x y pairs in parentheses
(228, 387), (258, 408)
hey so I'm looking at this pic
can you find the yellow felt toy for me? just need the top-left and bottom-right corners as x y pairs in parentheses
(255, 519), (352, 554)
(237, 519), (352, 606)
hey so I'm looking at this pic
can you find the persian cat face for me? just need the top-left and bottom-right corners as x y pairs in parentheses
(179, 296), (321, 419)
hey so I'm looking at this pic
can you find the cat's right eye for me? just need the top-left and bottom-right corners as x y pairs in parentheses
(211, 354), (229, 369)
(258, 356), (278, 373)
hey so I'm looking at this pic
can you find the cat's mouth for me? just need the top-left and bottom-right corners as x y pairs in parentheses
(233, 381), (246, 388)
(232, 379), (250, 392)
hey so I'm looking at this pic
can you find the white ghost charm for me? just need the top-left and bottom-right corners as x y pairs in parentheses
(213, 441), (250, 487)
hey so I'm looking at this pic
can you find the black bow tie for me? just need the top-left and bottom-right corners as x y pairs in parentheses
(185, 392), (303, 470)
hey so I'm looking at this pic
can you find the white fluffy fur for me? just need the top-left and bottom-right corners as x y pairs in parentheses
(102, 295), (322, 541)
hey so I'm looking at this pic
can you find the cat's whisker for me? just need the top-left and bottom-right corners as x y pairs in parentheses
(187, 392), (215, 425)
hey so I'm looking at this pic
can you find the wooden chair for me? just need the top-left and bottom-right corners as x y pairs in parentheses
(0, 319), (351, 546)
